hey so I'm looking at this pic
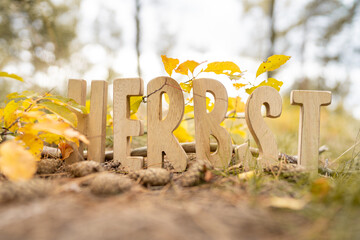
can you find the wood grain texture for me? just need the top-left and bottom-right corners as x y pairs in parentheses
(66, 79), (87, 164)
(147, 76), (188, 172)
(245, 86), (282, 166)
(87, 80), (108, 163)
(113, 78), (144, 171)
(290, 90), (331, 175)
(193, 78), (232, 168)
(235, 143), (252, 170)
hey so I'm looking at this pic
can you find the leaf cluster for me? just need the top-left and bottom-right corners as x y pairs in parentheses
(0, 72), (88, 181)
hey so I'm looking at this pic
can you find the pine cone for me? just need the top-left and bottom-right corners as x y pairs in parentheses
(180, 160), (212, 187)
(90, 173), (132, 196)
(67, 161), (103, 177)
(0, 179), (52, 203)
(129, 168), (171, 186)
(37, 158), (62, 174)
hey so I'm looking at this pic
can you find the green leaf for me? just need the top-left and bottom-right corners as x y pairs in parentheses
(37, 101), (78, 127)
(43, 95), (88, 114)
(246, 78), (283, 95)
(0, 72), (24, 82)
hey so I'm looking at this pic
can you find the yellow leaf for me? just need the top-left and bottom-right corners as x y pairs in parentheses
(0, 72), (24, 82)
(175, 60), (200, 76)
(161, 55), (179, 77)
(32, 119), (89, 145)
(204, 61), (243, 80)
(246, 78), (283, 95)
(180, 81), (193, 93)
(0, 108), (4, 122)
(230, 128), (247, 138)
(184, 104), (194, 114)
(173, 121), (194, 142)
(86, 100), (91, 113)
(206, 97), (214, 112)
(3, 100), (21, 129)
(232, 83), (246, 90)
(267, 197), (307, 210)
(0, 140), (37, 181)
(106, 113), (113, 128)
(228, 97), (245, 113)
(238, 171), (255, 180)
(37, 101), (78, 127)
(21, 110), (46, 123)
(16, 133), (44, 158)
(256, 55), (291, 77)
(38, 132), (63, 145)
(129, 96), (143, 115)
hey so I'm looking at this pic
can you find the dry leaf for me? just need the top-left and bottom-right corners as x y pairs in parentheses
(58, 142), (74, 160)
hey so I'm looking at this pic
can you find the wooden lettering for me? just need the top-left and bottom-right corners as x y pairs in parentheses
(245, 86), (282, 166)
(234, 143), (252, 171)
(147, 77), (188, 172)
(113, 78), (144, 171)
(193, 78), (232, 168)
(290, 90), (331, 175)
(87, 80), (108, 163)
(66, 79), (87, 164)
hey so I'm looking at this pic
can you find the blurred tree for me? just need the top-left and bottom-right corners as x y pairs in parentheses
(0, 0), (80, 71)
(241, 0), (359, 99)
(135, 0), (142, 78)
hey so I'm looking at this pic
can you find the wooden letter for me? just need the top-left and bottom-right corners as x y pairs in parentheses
(193, 78), (232, 168)
(245, 86), (282, 166)
(290, 90), (331, 175)
(235, 143), (252, 171)
(147, 77), (188, 172)
(66, 79), (87, 164)
(87, 80), (108, 163)
(113, 78), (144, 171)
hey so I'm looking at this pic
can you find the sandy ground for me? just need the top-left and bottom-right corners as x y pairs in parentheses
(0, 177), (311, 240)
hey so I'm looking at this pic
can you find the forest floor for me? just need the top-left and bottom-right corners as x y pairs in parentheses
(0, 154), (359, 240)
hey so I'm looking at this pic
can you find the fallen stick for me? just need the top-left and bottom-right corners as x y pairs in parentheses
(41, 142), (328, 164)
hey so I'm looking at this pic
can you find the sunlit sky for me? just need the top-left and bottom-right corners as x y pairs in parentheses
(5, 0), (360, 116)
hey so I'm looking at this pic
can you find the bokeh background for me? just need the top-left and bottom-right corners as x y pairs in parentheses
(1, 0), (359, 163)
